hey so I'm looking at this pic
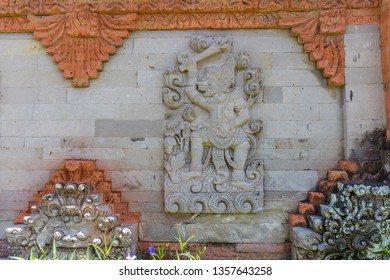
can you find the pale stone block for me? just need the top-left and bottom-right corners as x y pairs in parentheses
(121, 191), (163, 203)
(272, 53), (315, 69)
(0, 191), (35, 202)
(36, 53), (58, 71)
(264, 170), (318, 192)
(0, 55), (37, 71)
(94, 159), (164, 171)
(255, 148), (309, 160)
(264, 191), (309, 211)
(43, 147), (125, 160)
(62, 137), (147, 149)
(24, 137), (62, 148)
(262, 70), (326, 87)
(308, 149), (344, 161)
(345, 67), (383, 84)
(0, 159), (63, 170)
(88, 70), (137, 88)
(252, 103), (320, 121)
(263, 159), (338, 172)
(140, 209), (287, 224)
(345, 101), (386, 121)
(319, 103), (343, 121)
(137, 70), (165, 88)
(345, 50), (382, 68)
(346, 24), (380, 34)
(128, 202), (163, 213)
(233, 36), (303, 53)
(0, 120), (95, 137)
(0, 201), (29, 211)
(0, 137), (25, 148)
(344, 33), (381, 52)
(0, 147), (43, 159)
(109, 170), (163, 191)
(67, 87), (162, 104)
(0, 87), (67, 104)
(344, 84), (384, 103)
(139, 222), (287, 243)
(259, 138), (342, 151)
(303, 121), (343, 139)
(44, 148), (164, 169)
(0, 33), (33, 40)
(95, 120), (164, 138)
(263, 86), (283, 103)
(133, 37), (189, 54)
(106, 53), (177, 71)
(282, 86), (342, 104)
(0, 170), (49, 191)
(0, 104), (33, 119)
(120, 104), (167, 120)
(32, 104), (121, 120)
(0, 39), (45, 55)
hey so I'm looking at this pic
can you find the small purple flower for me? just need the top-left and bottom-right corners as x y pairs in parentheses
(126, 253), (137, 260)
(148, 245), (155, 256)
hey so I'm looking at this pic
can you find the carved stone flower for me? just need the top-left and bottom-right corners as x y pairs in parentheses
(165, 113), (185, 136)
(182, 107), (197, 123)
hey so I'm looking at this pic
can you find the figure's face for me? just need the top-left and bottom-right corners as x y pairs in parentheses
(196, 78), (217, 97)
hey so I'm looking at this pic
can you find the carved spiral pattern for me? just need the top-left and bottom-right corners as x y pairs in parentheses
(294, 183), (390, 260)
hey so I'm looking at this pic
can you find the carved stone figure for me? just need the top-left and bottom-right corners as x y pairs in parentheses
(163, 36), (264, 214)
(291, 183), (390, 260)
(6, 183), (133, 260)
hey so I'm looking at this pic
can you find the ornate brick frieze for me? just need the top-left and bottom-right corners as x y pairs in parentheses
(0, 0), (381, 87)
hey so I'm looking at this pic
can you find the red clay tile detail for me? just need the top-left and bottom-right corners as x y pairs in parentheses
(0, 0), (382, 87)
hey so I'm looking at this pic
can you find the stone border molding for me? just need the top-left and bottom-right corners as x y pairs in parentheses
(0, 0), (381, 87)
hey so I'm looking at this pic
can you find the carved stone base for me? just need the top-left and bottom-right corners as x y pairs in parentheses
(165, 160), (264, 214)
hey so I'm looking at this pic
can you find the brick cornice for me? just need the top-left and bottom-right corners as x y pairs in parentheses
(0, 0), (381, 87)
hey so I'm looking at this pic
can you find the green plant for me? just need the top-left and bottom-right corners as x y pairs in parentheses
(147, 229), (206, 260)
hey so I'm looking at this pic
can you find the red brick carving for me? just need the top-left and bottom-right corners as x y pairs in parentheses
(14, 160), (139, 224)
(0, 0), (381, 87)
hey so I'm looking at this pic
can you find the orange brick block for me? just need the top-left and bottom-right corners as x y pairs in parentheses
(308, 192), (325, 205)
(298, 202), (315, 215)
(337, 160), (360, 174)
(288, 214), (307, 228)
(328, 170), (349, 182)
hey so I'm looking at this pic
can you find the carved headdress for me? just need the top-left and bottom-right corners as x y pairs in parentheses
(202, 57), (236, 90)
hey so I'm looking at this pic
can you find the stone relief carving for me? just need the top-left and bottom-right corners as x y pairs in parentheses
(6, 183), (132, 260)
(291, 182), (390, 260)
(163, 36), (264, 214)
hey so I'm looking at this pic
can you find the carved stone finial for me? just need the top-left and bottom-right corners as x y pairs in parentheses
(6, 183), (133, 260)
(163, 36), (264, 214)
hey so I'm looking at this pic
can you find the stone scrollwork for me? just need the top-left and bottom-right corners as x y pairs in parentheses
(6, 183), (132, 260)
(163, 36), (264, 214)
(291, 183), (390, 260)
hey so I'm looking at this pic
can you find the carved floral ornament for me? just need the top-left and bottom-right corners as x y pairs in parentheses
(0, 0), (380, 87)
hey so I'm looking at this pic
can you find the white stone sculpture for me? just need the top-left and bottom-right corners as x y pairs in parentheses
(163, 36), (264, 213)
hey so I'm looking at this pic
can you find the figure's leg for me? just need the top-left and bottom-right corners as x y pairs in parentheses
(181, 131), (203, 180)
(232, 141), (250, 181)
(189, 132), (203, 173)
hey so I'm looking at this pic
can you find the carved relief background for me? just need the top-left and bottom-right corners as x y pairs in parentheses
(0, 0), (381, 87)
(163, 36), (264, 214)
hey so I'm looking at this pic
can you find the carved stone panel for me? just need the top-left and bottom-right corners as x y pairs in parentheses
(163, 36), (264, 214)
(6, 183), (133, 260)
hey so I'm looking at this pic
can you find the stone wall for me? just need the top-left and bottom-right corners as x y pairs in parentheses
(0, 26), (385, 254)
